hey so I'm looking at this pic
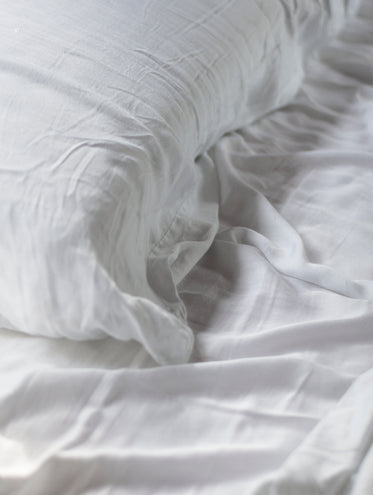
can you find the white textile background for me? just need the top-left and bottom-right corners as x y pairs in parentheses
(0, 0), (373, 493)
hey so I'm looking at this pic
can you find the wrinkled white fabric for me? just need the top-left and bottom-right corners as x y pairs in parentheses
(0, 0), (359, 364)
(1, 0), (373, 493)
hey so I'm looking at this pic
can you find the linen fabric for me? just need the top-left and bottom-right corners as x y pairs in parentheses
(1, 0), (373, 493)
(0, 0), (359, 364)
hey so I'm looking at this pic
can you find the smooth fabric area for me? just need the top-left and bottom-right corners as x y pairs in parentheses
(1, 0), (373, 493)
(0, 0), (359, 364)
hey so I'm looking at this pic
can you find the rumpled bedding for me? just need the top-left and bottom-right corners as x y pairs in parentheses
(0, 0), (360, 365)
(1, 0), (373, 494)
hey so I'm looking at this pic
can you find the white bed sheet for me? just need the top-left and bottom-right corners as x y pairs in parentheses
(1, 0), (373, 493)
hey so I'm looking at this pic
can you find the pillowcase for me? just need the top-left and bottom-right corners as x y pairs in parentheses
(0, 0), (359, 364)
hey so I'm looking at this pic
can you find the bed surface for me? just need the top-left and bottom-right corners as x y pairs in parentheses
(1, 1), (373, 493)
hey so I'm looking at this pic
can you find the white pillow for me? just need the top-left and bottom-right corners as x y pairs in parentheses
(0, 0), (359, 364)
